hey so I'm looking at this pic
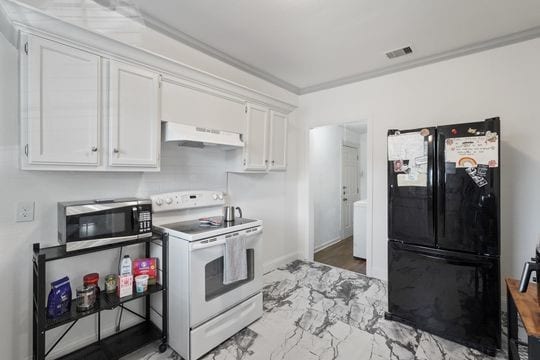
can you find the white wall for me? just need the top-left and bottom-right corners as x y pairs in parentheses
(0, 24), (298, 360)
(297, 38), (540, 286)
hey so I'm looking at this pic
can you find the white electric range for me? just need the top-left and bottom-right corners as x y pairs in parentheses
(151, 190), (263, 360)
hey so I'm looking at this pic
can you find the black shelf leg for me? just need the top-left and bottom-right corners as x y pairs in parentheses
(161, 234), (169, 350)
(33, 245), (46, 360)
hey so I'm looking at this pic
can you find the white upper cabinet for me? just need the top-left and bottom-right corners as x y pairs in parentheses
(244, 104), (269, 171)
(24, 35), (101, 166)
(161, 77), (245, 134)
(234, 104), (288, 172)
(108, 61), (160, 168)
(268, 111), (288, 171)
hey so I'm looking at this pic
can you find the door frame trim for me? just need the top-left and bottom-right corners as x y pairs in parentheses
(306, 119), (374, 277)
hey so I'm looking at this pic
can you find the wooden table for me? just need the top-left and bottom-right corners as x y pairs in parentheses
(506, 278), (540, 359)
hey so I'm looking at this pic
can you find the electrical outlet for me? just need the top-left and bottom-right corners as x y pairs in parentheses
(16, 201), (35, 222)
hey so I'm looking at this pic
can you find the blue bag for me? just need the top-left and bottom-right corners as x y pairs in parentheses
(47, 276), (72, 318)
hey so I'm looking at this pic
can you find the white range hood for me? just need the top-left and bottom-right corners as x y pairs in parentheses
(163, 122), (244, 150)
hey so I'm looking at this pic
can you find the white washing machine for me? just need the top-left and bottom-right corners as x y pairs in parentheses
(353, 200), (367, 259)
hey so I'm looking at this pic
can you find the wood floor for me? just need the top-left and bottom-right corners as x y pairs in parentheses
(314, 236), (366, 274)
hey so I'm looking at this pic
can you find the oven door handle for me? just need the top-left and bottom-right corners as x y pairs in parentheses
(192, 238), (227, 250)
(191, 229), (262, 251)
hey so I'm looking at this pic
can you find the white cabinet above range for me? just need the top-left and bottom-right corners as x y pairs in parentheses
(108, 60), (161, 168)
(161, 76), (246, 134)
(228, 104), (288, 172)
(17, 29), (294, 172)
(20, 34), (161, 171)
(22, 35), (101, 166)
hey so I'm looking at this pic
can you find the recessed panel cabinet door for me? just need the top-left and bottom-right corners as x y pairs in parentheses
(26, 35), (100, 165)
(109, 61), (160, 167)
(268, 111), (287, 171)
(244, 104), (269, 171)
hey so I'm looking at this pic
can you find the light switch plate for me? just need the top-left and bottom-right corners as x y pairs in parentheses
(16, 201), (35, 222)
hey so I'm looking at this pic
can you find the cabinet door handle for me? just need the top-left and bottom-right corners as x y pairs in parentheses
(265, 160), (268, 165)
(113, 148), (119, 154)
(91, 146), (98, 152)
(271, 160), (275, 165)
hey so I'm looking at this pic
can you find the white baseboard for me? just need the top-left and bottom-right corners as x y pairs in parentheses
(263, 252), (300, 274)
(314, 236), (343, 253)
(368, 265), (387, 281)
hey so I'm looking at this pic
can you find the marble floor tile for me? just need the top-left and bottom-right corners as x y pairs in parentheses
(122, 260), (506, 360)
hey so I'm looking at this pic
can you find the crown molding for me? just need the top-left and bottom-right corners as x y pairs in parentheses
(93, 0), (300, 94)
(4, 0), (296, 113)
(299, 25), (540, 94)
(93, 0), (540, 96)
(137, 9), (301, 95)
(0, 0), (17, 46)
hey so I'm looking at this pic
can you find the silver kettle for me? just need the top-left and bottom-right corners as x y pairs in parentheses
(223, 206), (242, 222)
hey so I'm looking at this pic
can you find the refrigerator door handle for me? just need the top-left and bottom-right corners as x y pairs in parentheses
(438, 131), (446, 240)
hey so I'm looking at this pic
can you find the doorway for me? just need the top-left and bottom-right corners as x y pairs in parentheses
(309, 122), (369, 274)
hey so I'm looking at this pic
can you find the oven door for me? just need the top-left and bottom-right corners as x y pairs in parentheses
(189, 226), (262, 327)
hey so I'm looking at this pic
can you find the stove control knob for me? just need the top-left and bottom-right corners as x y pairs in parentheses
(212, 193), (218, 200)
(166, 198), (173, 205)
(155, 198), (163, 206)
(218, 193), (224, 200)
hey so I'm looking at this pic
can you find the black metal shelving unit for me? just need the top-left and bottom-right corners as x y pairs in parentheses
(33, 233), (169, 360)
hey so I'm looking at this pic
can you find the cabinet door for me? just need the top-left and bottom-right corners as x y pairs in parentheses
(26, 35), (101, 165)
(109, 61), (160, 167)
(161, 78), (245, 134)
(244, 104), (269, 171)
(268, 111), (287, 171)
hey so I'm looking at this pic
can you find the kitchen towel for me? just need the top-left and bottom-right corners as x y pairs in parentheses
(223, 233), (248, 284)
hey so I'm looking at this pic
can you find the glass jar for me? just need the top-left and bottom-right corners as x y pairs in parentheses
(76, 285), (96, 312)
(83, 273), (100, 296)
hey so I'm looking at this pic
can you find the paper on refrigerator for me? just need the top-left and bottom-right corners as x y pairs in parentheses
(388, 132), (428, 187)
(445, 132), (499, 168)
(388, 133), (425, 161)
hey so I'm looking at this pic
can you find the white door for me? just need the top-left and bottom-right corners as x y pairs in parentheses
(109, 60), (160, 167)
(26, 35), (101, 165)
(244, 104), (269, 171)
(341, 145), (359, 238)
(268, 111), (287, 171)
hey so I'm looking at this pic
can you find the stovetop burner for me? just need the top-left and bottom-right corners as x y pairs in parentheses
(159, 216), (258, 236)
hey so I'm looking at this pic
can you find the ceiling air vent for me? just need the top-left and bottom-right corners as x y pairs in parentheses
(385, 46), (413, 59)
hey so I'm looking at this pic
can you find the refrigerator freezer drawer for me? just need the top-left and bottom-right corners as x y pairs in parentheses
(387, 241), (500, 354)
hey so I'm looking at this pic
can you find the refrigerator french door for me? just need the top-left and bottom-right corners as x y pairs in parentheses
(387, 127), (436, 247)
(388, 241), (501, 352)
(436, 119), (500, 255)
(386, 118), (501, 355)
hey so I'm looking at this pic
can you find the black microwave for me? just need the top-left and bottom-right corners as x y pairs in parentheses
(58, 198), (152, 251)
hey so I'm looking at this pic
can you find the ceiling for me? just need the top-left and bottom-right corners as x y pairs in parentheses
(109, 0), (540, 94)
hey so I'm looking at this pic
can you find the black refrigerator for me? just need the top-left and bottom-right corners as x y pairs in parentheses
(385, 117), (500, 356)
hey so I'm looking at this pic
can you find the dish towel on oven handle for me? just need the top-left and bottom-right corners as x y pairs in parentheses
(223, 233), (248, 285)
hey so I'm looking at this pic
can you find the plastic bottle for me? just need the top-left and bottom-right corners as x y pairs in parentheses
(120, 255), (132, 275)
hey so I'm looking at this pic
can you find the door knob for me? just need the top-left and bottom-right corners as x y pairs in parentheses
(343, 198), (348, 201)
